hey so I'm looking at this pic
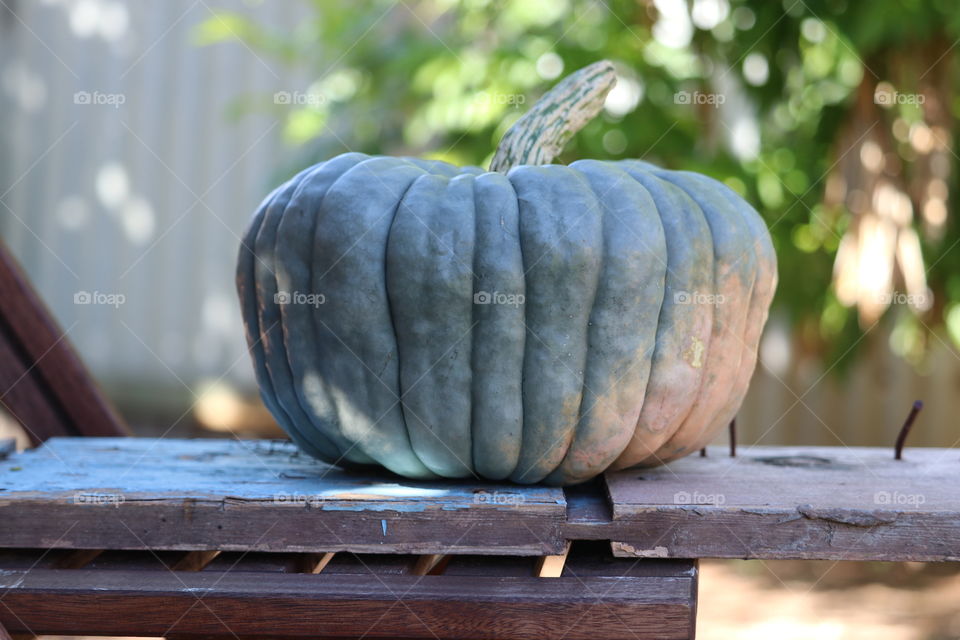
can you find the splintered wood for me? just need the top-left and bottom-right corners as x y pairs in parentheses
(603, 445), (960, 561)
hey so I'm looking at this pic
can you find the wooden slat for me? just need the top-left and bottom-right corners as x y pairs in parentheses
(0, 568), (696, 639)
(0, 245), (128, 442)
(604, 445), (960, 561)
(0, 438), (567, 555)
(534, 541), (571, 577)
(0, 329), (72, 443)
(299, 551), (335, 574)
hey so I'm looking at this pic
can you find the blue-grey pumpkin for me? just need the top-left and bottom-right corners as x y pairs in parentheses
(237, 61), (777, 485)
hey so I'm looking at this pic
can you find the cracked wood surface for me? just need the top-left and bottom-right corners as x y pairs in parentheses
(604, 445), (960, 561)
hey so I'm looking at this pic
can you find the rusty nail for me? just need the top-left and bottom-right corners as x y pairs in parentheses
(729, 418), (737, 457)
(894, 400), (923, 460)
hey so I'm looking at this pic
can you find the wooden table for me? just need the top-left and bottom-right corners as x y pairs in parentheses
(1, 437), (957, 638)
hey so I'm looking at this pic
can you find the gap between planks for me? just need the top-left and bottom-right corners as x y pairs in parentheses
(410, 554), (450, 576)
(172, 550), (221, 572)
(52, 549), (102, 570)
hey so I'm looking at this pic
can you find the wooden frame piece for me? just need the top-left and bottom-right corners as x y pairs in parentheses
(0, 244), (128, 443)
(603, 445), (960, 561)
(535, 541), (572, 577)
(0, 438), (567, 556)
(0, 562), (697, 639)
(300, 551), (336, 574)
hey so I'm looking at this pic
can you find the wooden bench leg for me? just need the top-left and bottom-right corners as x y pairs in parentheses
(0, 620), (32, 640)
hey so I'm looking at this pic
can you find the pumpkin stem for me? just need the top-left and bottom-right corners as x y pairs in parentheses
(489, 60), (617, 173)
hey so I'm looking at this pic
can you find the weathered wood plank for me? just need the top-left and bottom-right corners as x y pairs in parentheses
(0, 568), (695, 639)
(0, 438), (567, 555)
(0, 245), (128, 442)
(0, 330), (71, 443)
(605, 445), (960, 561)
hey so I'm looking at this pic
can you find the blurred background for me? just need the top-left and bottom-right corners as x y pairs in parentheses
(1, 0), (959, 637)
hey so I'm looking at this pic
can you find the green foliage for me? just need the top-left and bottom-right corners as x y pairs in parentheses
(198, 0), (960, 368)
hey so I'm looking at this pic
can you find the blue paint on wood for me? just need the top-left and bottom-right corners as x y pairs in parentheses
(0, 438), (567, 515)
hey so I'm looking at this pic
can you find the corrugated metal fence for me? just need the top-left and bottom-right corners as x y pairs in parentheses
(1, 0), (957, 448)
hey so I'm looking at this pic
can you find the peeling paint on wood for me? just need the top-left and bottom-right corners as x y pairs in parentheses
(0, 438), (566, 555)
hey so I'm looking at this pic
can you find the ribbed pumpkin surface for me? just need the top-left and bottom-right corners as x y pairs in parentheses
(237, 152), (776, 485)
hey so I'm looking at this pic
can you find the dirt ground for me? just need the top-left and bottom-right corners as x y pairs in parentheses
(699, 559), (960, 639)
